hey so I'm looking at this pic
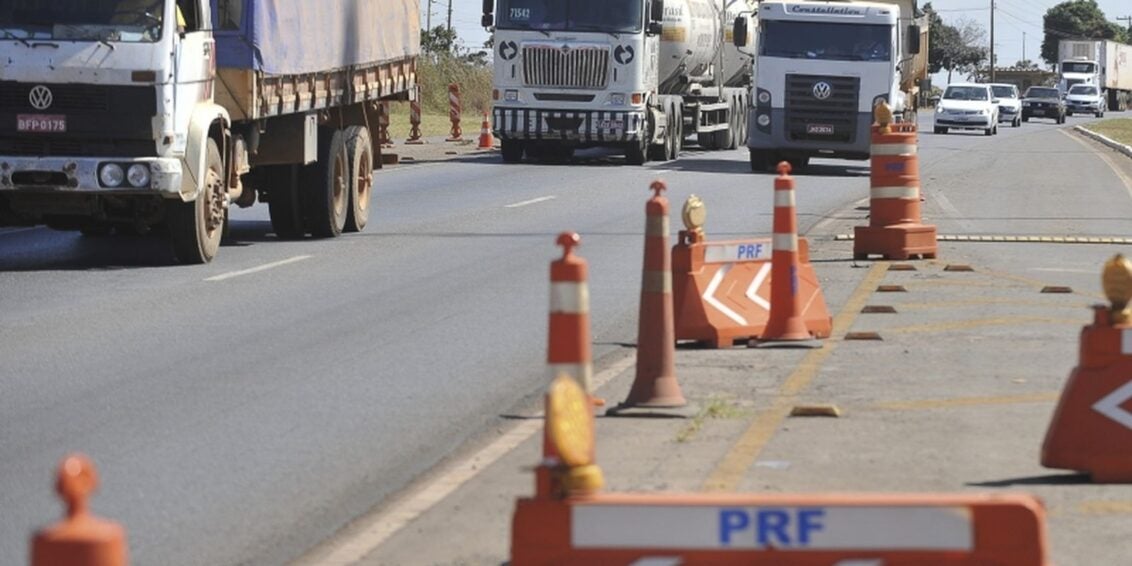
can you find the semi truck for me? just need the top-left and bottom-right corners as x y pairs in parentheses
(0, 0), (419, 263)
(1057, 39), (1132, 112)
(732, 0), (922, 171)
(482, 0), (755, 165)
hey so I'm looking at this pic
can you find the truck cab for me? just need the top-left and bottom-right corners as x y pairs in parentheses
(1058, 58), (1100, 94)
(0, 0), (232, 262)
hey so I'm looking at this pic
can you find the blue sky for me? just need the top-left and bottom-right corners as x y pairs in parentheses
(431, 0), (1132, 74)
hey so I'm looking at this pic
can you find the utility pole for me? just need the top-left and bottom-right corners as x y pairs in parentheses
(989, 0), (995, 82)
(427, 0), (433, 31)
(1119, 16), (1132, 34)
(447, 0), (453, 34)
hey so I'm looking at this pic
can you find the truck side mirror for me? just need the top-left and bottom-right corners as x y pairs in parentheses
(481, 0), (494, 27)
(647, 21), (663, 36)
(733, 16), (748, 48)
(907, 24), (921, 55)
(650, 0), (664, 25)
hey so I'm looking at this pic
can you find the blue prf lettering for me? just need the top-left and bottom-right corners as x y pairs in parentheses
(757, 508), (791, 545)
(797, 508), (825, 544)
(719, 509), (750, 545)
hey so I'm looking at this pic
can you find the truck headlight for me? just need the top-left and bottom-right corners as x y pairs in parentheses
(99, 163), (124, 187)
(756, 113), (770, 127)
(127, 164), (151, 188)
(757, 91), (771, 104)
(504, 89), (519, 102)
(611, 93), (626, 105)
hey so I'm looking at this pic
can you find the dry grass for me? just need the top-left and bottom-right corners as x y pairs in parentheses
(1083, 118), (1132, 146)
(382, 103), (487, 140)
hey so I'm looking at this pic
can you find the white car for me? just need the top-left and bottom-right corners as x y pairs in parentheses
(990, 83), (1022, 127)
(1064, 84), (1106, 118)
(933, 83), (999, 136)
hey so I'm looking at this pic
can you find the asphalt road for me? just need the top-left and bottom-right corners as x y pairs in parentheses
(1, 111), (1129, 565)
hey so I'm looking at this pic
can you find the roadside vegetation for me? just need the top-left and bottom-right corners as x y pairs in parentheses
(1082, 118), (1132, 147)
(383, 26), (491, 140)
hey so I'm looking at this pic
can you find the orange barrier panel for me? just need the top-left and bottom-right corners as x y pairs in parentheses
(513, 376), (1051, 565)
(608, 181), (687, 415)
(446, 83), (463, 142)
(672, 232), (831, 348)
(854, 106), (938, 261)
(548, 233), (602, 405)
(31, 454), (128, 566)
(478, 111), (495, 149)
(1042, 254), (1132, 482)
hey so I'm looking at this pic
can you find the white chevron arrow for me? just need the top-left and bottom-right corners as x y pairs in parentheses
(1092, 380), (1132, 431)
(703, 264), (747, 326)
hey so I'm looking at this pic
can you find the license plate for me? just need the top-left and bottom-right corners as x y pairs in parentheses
(806, 124), (834, 135)
(598, 119), (624, 129)
(17, 114), (66, 133)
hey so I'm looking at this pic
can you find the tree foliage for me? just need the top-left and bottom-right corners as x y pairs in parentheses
(1040, 0), (1128, 66)
(924, 3), (987, 80)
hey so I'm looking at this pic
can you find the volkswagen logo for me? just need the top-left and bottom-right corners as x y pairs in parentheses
(29, 85), (53, 110)
(812, 81), (832, 100)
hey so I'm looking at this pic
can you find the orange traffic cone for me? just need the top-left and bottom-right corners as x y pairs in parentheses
(548, 232), (603, 406)
(608, 180), (690, 416)
(478, 111), (494, 149)
(753, 162), (822, 349)
(1042, 254), (1132, 482)
(31, 454), (128, 566)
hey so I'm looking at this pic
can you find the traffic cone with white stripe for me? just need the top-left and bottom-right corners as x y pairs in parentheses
(549, 233), (603, 406)
(608, 180), (690, 416)
(753, 162), (822, 349)
(854, 102), (937, 260)
(478, 111), (494, 149)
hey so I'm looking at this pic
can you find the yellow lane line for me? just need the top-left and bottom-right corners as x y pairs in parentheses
(1077, 500), (1132, 515)
(895, 299), (1083, 311)
(702, 262), (888, 492)
(872, 392), (1060, 411)
(881, 316), (1082, 335)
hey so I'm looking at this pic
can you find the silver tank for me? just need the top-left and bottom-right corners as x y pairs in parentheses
(659, 0), (756, 93)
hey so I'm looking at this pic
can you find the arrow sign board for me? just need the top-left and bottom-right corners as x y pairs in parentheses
(572, 504), (973, 550)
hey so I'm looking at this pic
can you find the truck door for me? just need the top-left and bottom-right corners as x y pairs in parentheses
(172, 0), (214, 140)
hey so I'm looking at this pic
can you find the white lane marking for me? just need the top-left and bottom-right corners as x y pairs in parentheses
(205, 255), (311, 282)
(504, 195), (556, 208)
(1063, 129), (1132, 201)
(294, 355), (637, 565)
(0, 227), (40, 236)
(931, 190), (973, 231)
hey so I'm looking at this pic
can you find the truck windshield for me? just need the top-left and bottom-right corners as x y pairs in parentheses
(760, 21), (891, 61)
(1061, 61), (1096, 73)
(0, 0), (165, 43)
(497, 0), (642, 33)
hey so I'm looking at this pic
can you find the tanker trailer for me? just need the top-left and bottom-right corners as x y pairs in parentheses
(483, 0), (755, 165)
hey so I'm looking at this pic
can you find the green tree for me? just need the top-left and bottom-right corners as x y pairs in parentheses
(1040, 0), (1120, 66)
(422, 25), (458, 55)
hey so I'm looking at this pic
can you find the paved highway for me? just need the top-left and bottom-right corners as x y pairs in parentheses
(1, 112), (1130, 565)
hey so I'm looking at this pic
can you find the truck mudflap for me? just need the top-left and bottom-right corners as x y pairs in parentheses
(493, 107), (644, 142)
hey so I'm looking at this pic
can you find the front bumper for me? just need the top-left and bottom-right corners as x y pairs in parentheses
(493, 107), (645, 143)
(998, 107), (1020, 121)
(1066, 102), (1101, 112)
(0, 156), (183, 195)
(934, 114), (993, 129)
(1022, 106), (1062, 119)
(745, 108), (873, 160)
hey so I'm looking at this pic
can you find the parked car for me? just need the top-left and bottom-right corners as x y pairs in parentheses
(1064, 84), (1106, 118)
(1021, 86), (1066, 123)
(933, 83), (1000, 136)
(990, 83), (1022, 127)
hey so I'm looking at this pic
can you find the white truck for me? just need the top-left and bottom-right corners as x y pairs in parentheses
(732, 0), (921, 171)
(482, 0), (755, 165)
(1057, 39), (1132, 112)
(0, 0), (419, 263)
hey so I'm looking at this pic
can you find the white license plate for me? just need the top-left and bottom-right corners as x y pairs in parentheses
(598, 119), (623, 129)
(806, 124), (834, 135)
(17, 114), (66, 133)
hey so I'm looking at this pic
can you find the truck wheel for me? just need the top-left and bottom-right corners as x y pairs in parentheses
(715, 97), (736, 150)
(626, 114), (650, 165)
(667, 106), (682, 161)
(266, 165), (306, 239)
(344, 125), (373, 233)
(501, 139), (523, 163)
(306, 128), (350, 238)
(168, 138), (224, 264)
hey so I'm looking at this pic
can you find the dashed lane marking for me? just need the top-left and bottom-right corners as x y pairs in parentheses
(834, 234), (1132, 245)
(504, 195), (556, 208)
(205, 255), (312, 282)
(879, 316), (1082, 335)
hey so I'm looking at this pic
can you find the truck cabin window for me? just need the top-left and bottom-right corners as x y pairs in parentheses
(0, 0), (166, 42)
(497, 0), (642, 33)
(760, 21), (891, 61)
(1061, 61), (1096, 73)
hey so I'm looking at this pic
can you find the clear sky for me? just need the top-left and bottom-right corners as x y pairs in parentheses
(430, 0), (1132, 76)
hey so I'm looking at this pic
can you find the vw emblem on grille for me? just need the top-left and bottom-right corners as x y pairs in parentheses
(29, 85), (53, 110)
(812, 81), (833, 100)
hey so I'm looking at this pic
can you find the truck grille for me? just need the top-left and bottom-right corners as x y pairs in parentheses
(784, 74), (860, 143)
(523, 45), (609, 89)
(0, 82), (157, 157)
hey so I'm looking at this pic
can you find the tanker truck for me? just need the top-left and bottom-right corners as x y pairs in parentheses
(1057, 39), (1132, 111)
(732, 0), (922, 171)
(482, 0), (755, 165)
(0, 0), (418, 263)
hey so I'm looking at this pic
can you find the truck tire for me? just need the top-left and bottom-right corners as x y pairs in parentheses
(306, 128), (350, 238)
(501, 139), (523, 163)
(626, 113), (650, 165)
(266, 165), (306, 239)
(344, 125), (373, 233)
(667, 105), (682, 161)
(168, 138), (224, 264)
(714, 97), (736, 150)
